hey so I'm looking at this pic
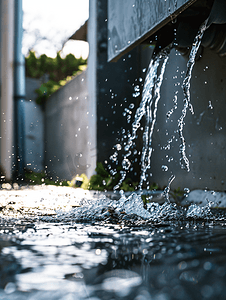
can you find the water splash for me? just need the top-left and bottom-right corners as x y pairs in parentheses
(111, 20), (208, 205)
(178, 21), (207, 171)
(53, 192), (214, 224)
(0, 185), (217, 224)
(113, 46), (171, 190)
(162, 174), (176, 202)
(139, 47), (171, 189)
(166, 91), (178, 120)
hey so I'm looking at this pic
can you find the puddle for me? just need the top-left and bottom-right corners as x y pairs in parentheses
(0, 186), (226, 299)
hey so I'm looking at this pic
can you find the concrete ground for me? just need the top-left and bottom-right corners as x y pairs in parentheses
(0, 184), (226, 223)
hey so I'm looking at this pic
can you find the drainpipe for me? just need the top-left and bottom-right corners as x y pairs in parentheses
(87, 0), (97, 178)
(14, 0), (25, 179)
(1, 0), (14, 181)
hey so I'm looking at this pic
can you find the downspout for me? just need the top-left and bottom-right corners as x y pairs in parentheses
(87, 0), (97, 178)
(14, 0), (25, 179)
(1, 0), (14, 181)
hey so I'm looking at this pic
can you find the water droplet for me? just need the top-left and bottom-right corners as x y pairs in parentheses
(122, 158), (131, 170)
(161, 165), (168, 172)
(143, 249), (148, 255)
(184, 188), (190, 197)
(196, 111), (205, 125)
(96, 249), (102, 255)
(4, 282), (16, 294)
(133, 92), (140, 98)
(208, 101), (213, 109)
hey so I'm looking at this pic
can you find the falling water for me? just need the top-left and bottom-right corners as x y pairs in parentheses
(111, 20), (209, 202)
(113, 46), (171, 190)
(139, 47), (171, 189)
(178, 21), (207, 171)
(162, 174), (176, 202)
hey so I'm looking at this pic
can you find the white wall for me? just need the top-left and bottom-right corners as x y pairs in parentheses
(44, 70), (94, 181)
(87, 0), (97, 178)
(0, 0), (14, 179)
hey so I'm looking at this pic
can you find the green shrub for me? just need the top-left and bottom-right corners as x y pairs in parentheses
(88, 162), (138, 192)
(25, 170), (68, 186)
(25, 51), (87, 105)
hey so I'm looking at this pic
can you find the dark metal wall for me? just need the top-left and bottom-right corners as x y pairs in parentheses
(107, 0), (197, 61)
(150, 48), (226, 191)
(96, 0), (153, 179)
(105, 0), (226, 191)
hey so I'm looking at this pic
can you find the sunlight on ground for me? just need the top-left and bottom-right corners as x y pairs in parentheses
(0, 185), (93, 217)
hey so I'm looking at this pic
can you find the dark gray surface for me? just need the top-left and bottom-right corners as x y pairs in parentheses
(107, 0), (197, 62)
(44, 71), (90, 181)
(149, 48), (226, 191)
(24, 78), (44, 173)
(95, 0), (154, 181)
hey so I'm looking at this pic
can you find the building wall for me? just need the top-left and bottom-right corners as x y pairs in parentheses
(24, 77), (44, 172)
(150, 48), (226, 191)
(44, 70), (92, 181)
(94, 0), (154, 181)
(0, 0), (14, 180)
(87, 0), (98, 179)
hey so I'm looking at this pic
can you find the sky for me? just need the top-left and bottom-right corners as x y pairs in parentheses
(22, 0), (89, 58)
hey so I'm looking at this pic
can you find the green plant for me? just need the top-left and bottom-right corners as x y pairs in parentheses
(25, 170), (68, 186)
(170, 187), (184, 200)
(88, 162), (138, 192)
(25, 51), (87, 105)
(141, 183), (160, 205)
(149, 182), (159, 190)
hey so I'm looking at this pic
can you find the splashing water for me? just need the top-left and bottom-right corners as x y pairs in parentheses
(114, 20), (207, 190)
(56, 192), (216, 224)
(139, 47), (171, 189)
(162, 174), (176, 202)
(0, 185), (219, 226)
(107, 20), (212, 223)
(178, 21), (207, 171)
(113, 46), (171, 190)
(112, 21), (207, 192)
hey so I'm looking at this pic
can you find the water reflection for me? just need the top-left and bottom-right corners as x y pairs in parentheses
(0, 218), (226, 299)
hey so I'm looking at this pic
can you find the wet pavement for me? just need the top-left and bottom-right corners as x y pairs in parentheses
(0, 185), (226, 299)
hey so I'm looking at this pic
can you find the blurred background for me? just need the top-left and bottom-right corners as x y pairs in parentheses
(22, 0), (89, 59)
(0, 0), (148, 188)
(3, 0), (225, 193)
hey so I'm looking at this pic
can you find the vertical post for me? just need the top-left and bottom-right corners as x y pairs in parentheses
(87, 0), (97, 178)
(14, 0), (25, 179)
(1, 0), (14, 181)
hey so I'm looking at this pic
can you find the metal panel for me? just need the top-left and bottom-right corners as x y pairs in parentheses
(108, 0), (197, 61)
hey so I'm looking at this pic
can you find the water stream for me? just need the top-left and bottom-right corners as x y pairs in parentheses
(113, 19), (210, 201)
(178, 21), (207, 171)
